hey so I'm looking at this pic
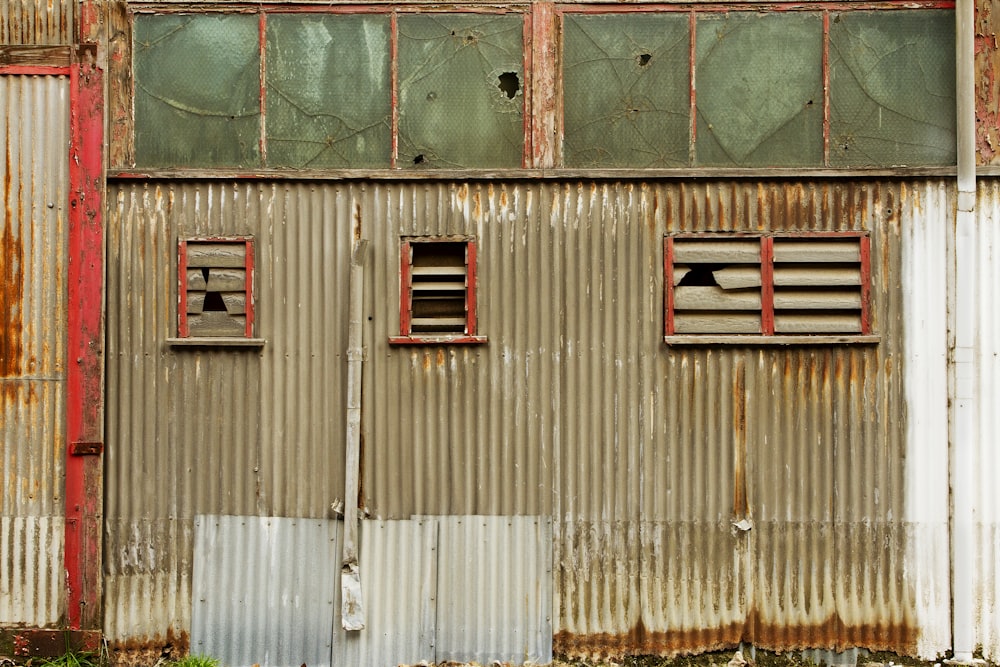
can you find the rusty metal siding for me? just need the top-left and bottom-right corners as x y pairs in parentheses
(0, 75), (69, 627)
(0, 0), (73, 45)
(106, 178), (944, 658)
(973, 180), (1000, 661)
(105, 181), (354, 642)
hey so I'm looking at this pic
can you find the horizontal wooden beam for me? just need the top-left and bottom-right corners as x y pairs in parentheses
(0, 45), (73, 69)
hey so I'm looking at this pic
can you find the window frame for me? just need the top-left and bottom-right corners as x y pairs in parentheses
(171, 236), (264, 347)
(115, 1), (956, 176)
(126, 6), (531, 171)
(389, 237), (487, 345)
(557, 2), (956, 170)
(663, 231), (878, 346)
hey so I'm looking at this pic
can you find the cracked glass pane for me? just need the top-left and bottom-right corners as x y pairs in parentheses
(265, 14), (391, 168)
(695, 13), (823, 167)
(829, 10), (955, 167)
(398, 13), (524, 169)
(134, 14), (261, 167)
(563, 14), (689, 168)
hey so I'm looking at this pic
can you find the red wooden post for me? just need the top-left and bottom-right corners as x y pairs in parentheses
(66, 53), (104, 631)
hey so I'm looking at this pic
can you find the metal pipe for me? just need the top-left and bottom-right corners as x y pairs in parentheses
(951, 0), (976, 658)
(341, 239), (369, 631)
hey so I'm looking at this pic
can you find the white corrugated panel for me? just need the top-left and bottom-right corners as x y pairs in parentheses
(900, 181), (952, 657)
(0, 517), (64, 625)
(192, 516), (338, 667)
(972, 181), (1000, 661)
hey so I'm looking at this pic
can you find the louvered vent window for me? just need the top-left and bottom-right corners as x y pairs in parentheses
(665, 233), (873, 343)
(390, 238), (486, 345)
(177, 238), (256, 340)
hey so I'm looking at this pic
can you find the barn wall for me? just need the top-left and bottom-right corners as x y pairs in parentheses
(105, 178), (952, 659)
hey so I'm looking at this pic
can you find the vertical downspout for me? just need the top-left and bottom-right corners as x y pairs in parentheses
(952, 0), (976, 658)
(342, 239), (368, 631)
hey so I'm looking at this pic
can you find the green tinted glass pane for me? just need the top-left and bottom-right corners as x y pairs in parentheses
(829, 10), (955, 167)
(134, 14), (261, 167)
(398, 14), (524, 169)
(563, 14), (689, 168)
(695, 13), (823, 167)
(265, 14), (391, 168)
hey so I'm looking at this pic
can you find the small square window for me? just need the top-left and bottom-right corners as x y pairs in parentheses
(176, 237), (258, 342)
(664, 233), (876, 344)
(389, 238), (486, 345)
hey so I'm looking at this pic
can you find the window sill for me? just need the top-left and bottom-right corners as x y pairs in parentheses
(167, 337), (267, 348)
(664, 334), (880, 346)
(389, 335), (487, 346)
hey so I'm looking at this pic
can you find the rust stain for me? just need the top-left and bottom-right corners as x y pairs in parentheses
(436, 349), (445, 367)
(353, 202), (362, 241)
(422, 351), (431, 371)
(0, 125), (24, 386)
(499, 188), (508, 209)
(554, 613), (916, 660)
(109, 629), (190, 667)
(472, 190), (482, 220)
(732, 360), (748, 518)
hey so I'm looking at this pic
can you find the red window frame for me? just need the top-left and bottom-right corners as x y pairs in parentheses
(129, 7), (531, 170)
(178, 237), (256, 338)
(390, 237), (487, 345)
(664, 231), (873, 341)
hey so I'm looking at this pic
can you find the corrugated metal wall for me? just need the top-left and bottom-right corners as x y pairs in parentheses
(900, 181), (951, 659)
(189, 515), (551, 667)
(972, 180), (1000, 661)
(0, 75), (69, 626)
(0, 0), (73, 45)
(106, 179), (946, 658)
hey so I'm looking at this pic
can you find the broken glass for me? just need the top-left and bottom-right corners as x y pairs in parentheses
(829, 10), (955, 167)
(134, 14), (261, 168)
(695, 13), (823, 167)
(397, 13), (524, 169)
(562, 13), (689, 168)
(265, 14), (392, 168)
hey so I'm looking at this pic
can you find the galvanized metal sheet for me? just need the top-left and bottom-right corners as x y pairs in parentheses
(900, 180), (951, 658)
(337, 519), (438, 667)
(191, 515), (338, 667)
(433, 515), (553, 665)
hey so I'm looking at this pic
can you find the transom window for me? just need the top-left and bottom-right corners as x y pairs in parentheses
(133, 10), (525, 169)
(127, 3), (954, 171)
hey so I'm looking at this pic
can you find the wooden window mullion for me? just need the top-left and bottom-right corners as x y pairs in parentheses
(859, 234), (872, 335)
(400, 240), (413, 335)
(466, 241), (477, 335)
(664, 237), (676, 336)
(178, 240), (189, 337)
(760, 237), (775, 335)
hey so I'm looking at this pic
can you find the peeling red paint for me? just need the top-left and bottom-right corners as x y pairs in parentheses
(976, 0), (1000, 163)
(65, 59), (105, 631)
